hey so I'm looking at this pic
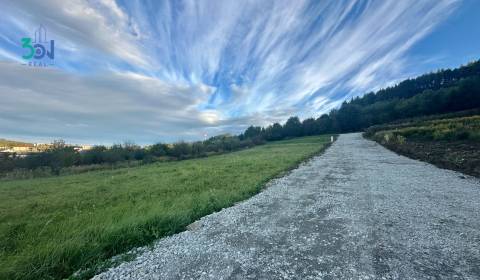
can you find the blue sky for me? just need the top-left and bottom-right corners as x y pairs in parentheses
(0, 0), (479, 144)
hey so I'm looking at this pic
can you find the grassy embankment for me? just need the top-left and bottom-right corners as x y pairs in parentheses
(365, 115), (480, 177)
(0, 135), (332, 280)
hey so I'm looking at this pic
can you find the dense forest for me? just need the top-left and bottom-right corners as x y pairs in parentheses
(1, 60), (479, 176)
(240, 60), (480, 141)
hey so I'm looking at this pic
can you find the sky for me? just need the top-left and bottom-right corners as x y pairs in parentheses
(0, 0), (479, 144)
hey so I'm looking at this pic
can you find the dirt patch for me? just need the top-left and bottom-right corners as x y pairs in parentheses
(377, 140), (480, 178)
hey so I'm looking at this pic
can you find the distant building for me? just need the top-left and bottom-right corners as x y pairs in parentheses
(12, 146), (34, 153)
(34, 143), (53, 152)
(81, 145), (93, 151)
(73, 145), (93, 152)
(0, 141), (94, 156)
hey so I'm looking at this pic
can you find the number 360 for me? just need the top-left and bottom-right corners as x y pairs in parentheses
(21, 37), (54, 60)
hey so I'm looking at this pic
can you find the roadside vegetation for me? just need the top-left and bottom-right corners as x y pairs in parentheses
(365, 115), (480, 142)
(365, 115), (480, 177)
(0, 135), (262, 180)
(0, 135), (331, 280)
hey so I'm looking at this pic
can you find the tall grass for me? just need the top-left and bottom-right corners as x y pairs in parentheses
(0, 135), (331, 280)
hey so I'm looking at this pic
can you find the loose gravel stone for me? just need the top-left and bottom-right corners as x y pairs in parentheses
(93, 133), (480, 280)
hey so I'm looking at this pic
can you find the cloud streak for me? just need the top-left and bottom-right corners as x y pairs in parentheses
(0, 0), (461, 143)
(0, 62), (217, 143)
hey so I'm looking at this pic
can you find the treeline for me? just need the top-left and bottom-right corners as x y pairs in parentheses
(240, 116), (329, 141)
(240, 60), (480, 140)
(0, 135), (260, 176)
(1, 60), (479, 177)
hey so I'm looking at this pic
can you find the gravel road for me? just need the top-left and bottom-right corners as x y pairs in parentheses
(94, 133), (480, 280)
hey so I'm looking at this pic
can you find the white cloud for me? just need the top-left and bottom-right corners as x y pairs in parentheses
(2, 0), (148, 67)
(135, 0), (458, 123)
(0, 62), (218, 143)
(0, 0), (461, 142)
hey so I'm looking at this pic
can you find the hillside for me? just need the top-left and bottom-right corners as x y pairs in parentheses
(365, 115), (480, 177)
(0, 138), (33, 148)
(331, 60), (480, 132)
(352, 60), (480, 105)
(239, 60), (480, 140)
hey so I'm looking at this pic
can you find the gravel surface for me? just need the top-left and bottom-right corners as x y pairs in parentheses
(93, 133), (480, 280)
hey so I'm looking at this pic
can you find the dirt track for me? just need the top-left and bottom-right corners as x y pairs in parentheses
(94, 133), (480, 279)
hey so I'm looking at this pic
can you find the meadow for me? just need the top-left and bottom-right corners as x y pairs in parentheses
(0, 135), (331, 280)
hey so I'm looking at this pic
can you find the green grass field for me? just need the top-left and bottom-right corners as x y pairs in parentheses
(0, 135), (331, 280)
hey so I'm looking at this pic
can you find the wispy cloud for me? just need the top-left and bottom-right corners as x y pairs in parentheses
(0, 0), (461, 143)
(1, 0), (148, 68)
(0, 62), (219, 143)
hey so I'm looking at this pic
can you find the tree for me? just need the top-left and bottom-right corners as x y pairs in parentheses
(149, 143), (168, 157)
(242, 126), (263, 139)
(264, 123), (284, 141)
(283, 116), (302, 137)
(169, 142), (192, 158)
(302, 118), (316, 136)
(52, 139), (66, 149)
(315, 114), (332, 134)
